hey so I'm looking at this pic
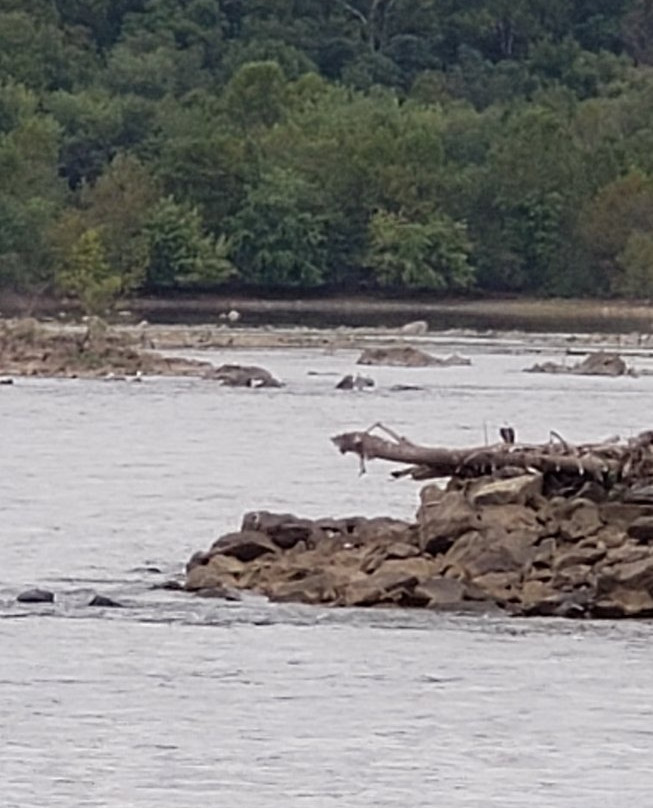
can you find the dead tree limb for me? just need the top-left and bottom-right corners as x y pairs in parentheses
(331, 427), (632, 481)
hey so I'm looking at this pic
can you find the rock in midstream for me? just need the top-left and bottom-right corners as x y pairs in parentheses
(184, 477), (653, 619)
(525, 351), (636, 377)
(357, 346), (471, 368)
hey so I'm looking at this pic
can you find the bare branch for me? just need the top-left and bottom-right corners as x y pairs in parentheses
(332, 428), (631, 482)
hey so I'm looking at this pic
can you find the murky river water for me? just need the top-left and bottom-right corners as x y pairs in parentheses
(3, 337), (653, 806)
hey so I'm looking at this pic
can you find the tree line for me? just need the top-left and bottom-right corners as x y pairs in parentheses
(2, 0), (653, 310)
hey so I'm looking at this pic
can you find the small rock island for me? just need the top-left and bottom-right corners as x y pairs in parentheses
(186, 427), (653, 619)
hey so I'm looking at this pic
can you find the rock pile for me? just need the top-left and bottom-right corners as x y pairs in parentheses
(185, 473), (653, 619)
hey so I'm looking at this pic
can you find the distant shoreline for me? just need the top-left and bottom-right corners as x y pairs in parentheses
(3, 292), (653, 334)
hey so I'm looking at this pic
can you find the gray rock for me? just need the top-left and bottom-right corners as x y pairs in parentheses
(88, 594), (124, 608)
(17, 588), (54, 604)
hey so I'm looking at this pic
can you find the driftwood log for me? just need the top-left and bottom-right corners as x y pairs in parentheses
(332, 423), (653, 487)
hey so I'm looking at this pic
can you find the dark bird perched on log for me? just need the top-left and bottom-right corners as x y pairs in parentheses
(499, 424), (516, 444)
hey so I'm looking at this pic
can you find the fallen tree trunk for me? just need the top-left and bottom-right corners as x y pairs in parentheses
(331, 424), (653, 484)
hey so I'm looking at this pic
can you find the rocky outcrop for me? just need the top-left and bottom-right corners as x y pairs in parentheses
(357, 346), (470, 368)
(185, 472), (653, 619)
(0, 317), (212, 378)
(525, 351), (636, 377)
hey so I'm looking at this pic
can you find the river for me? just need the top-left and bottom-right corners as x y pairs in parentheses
(2, 338), (653, 806)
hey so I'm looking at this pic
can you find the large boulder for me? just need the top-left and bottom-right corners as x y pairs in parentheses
(442, 527), (537, 579)
(469, 474), (542, 507)
(418, 489), (481, 555)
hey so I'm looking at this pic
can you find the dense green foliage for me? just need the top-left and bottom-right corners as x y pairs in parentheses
(3, 0), (653, 307)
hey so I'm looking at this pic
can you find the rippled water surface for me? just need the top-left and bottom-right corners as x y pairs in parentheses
(3, 339), (653, 806)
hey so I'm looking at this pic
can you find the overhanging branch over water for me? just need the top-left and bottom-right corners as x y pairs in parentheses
(332, 423), (653, 485)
